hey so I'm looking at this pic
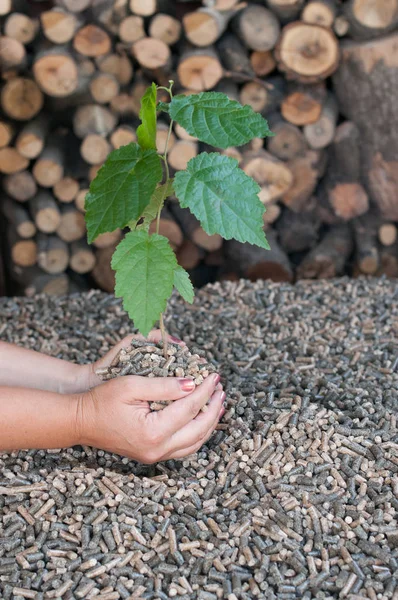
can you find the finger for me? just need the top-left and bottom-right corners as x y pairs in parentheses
(147, 330), (185, 346)
(125, 374), (198, 401)
(164, 389), (225, 452)
(164, 406), (224, 460)
(153, 373), (220, 435)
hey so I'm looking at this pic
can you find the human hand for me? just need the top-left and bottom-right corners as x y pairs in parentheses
(74, 372), (225, 463)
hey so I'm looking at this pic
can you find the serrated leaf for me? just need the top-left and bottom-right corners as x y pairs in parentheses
(157, 101), (169, 114)
(174, 266), (194, 304)
(133, 180), (174, 232)
(169, 92), (272, 149)
(85, 143), (162, 243)
(137, 83), (157, 150)
(112, 231), (177, 336)
(174, 153), (269, 250)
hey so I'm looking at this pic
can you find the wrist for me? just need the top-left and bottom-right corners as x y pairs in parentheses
(59, 363), (92, 395)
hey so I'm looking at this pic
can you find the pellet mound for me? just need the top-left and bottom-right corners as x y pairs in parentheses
(96, 340), (216, 412)
(1, 277), (398, 600)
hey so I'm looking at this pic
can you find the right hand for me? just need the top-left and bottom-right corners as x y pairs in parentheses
(74, 373), (225, 464)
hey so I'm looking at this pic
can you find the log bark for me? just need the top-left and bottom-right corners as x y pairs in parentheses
(266, 116), (308, 160)
(0, 35), (26, 70)
(89, 73), (120, 104)
(2, 198), (36, 239)
(57, 206), (86, 242)
(281, 149), (326, 212)
(41, 8), (79, 44)
(217, 33), (254, 77)
(250, 50), (276, 77)
(225, 230), (293, 282)
(301, 0), (337, 28)
(69, 240), (96, 273)
(30, 192), (62, 234)
(92, 246), (116, 293)
(33, 49), (79, 98)
(303, 93), (338, 149)
(15, 117), (48, 160)
(73, 25), (111, 57)
(119, 15), (146, 44)
(297, 224), (353, 279)
(57, 0), (91, 12)
(353, 214), (380, 275)
(0, 121), (13, 148)
(32, 141), (64, 188)
(184, 5), (244, 47)
(232, 5), (280, 51)
(3, 171), (37, 202)
(242, 150), (293, 205)
(73, 104), (117, 138)
(344, 0), (398, 40)
(281, 82), (326, 125)
(332, 33), (398, 221)
(177, 45), (224, 91)
(265, 0), (305, 21)
(149, 13), (182, 46)
(276, 208), (321, 253)
(168, 140), (198, 171)
(53, 177), (80, 203)
(80, 134), (111, 165)
(0, 148), (29, 174)
(1, 78), (43, 120)
(37, 234), (69, 275)
(275, 22), (339, 82)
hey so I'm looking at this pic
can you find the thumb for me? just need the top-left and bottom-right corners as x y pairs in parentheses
(125, 375), (197, 402)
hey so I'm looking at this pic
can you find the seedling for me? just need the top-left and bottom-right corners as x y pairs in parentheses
(85, 82), (272, 354)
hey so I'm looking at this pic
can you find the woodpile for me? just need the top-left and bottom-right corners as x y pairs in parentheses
(0, 0), (397, 296)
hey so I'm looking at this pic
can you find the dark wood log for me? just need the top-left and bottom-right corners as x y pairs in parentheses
(3, 171), (37, 203)
(297, 224), (353, 279)
(91, 245), (116, 293)
(224, 230), (293, 282)
(217, 33), (254, 77)
(333, 33), (398, 221)
(2, 198), (36, 239)
(232, 5), (280, 51)
(266, 0), (305, 21)
(177, 239), (204, 270)
(353, 214), (380, 275)
(266, 115), (308, 160)
(276, 208), (321, 253)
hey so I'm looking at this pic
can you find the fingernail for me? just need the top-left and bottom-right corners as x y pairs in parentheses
(219, 406), (226, 418)
(220, 392), (226, 403)
(170, 335), (182, 343)
(212, 373), (221, 386)
(178, 378), (195, 392)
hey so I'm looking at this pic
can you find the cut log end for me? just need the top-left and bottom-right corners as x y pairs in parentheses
(1, 78), (44, 120)
(33, 54), (78, 98)
(177, 49), (223, 92)
(0, 148), (29, 174)
(329, 182), (369, 220)
(73, 25), (111, 57)
(132, 37), (171, 70)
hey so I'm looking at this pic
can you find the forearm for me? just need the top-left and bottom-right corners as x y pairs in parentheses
(0, 386), (80, 451)
(0, 342), (90, 394)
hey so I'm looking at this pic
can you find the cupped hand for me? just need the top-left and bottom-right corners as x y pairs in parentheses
(75, 372), (225, 463)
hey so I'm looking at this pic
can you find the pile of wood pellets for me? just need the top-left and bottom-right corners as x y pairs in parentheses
(96, 340), (215, 412)
(1, 277), (398, 600)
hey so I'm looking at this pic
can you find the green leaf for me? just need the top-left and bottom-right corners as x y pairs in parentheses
(157, 101), (169, 114)
(174, 153), (269, 250)
(112, 231), (177, 337)
(85, 143), (162, 243)
(137, 83), (158, 150)
(169, 92), (272, 149)
(133, 180), (174, 232)
(174, 266), (194, 304)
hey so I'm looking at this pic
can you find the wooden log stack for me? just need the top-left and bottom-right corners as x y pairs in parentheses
(0, 0), (397, 297)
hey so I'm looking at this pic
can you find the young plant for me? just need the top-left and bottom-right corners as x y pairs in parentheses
(85, 82), (272, 353)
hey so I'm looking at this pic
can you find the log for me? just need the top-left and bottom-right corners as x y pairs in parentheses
(176, 240), (203, 270)
(93, 229), (122, 249)
(203, 0), (241, 7)
(265, 0), (305, 21)
(37, 234), (69, 275)
(1, 78), (43, 120)
(94, 1), (129, 36)
(118, 15), (145, 44)
(332, 33), (398, 221)
(221, 146), (243, 164)
(2, 198), (36, 239)
(0, 0), (11, 15)
(378, 224), (397, 247)
(281, 82), (326, 125)
(3, 171), (37, 202)
(80, 134), (111, 165)
(174, 123), (198, 142)
(301, 0), (337, 28)
(184, 5), (244, 47)
(69, 240), (96, 274)
(0, 121), (13, 148)
(240, 74), (284, 115)
(177, 46), (223, 91)
(89, 73), (120, 104)
(250, 50), (276, 77)
(0, 36), (26, 70)
(110, 125), (137, 149)
(168, 140), (198, 171)
(344, 0), (398, 40)
(217, 33), (254, 77)
(276, 208), (320, 253)
(73, 25), (111, 57)
(132, 37), (171, 73)
(275, 22), (339, 82)
(89, 164), (102, 181)
(353, 214), (379, 275)
(149, 14), (182, 46)
(214, 78), (239, 101)
(263, 202), (281, 225)
(110, 93), (135, 116)
(91, 246), (116, 293)
(170, 204), (223, 251)
(57, 206), (86, 242)
(15, 117), (48, 160)
(232, 5), (280, 51)
(225, 230), (293, 282)
(241, 150), (293, 204)
(41, 8), (79, 44)
(148, 207), (184, 250)
(329, 182), (369, 222)
(73, 104), (117, 138)
(156, 122), (176, 154)
(10, 234), (38, 268)
(96, 52), (133, 85)
(266, 116), (308, 160)
(75, 188), (88, 212)
(377, 242), (398, 278)
(58, 0), (91, 12)
(303, 93), (338, 149)
(30, 192), (62, 234)
(282, 149), (326, 212)
(33, 50), (79, 98)
(297, 225), (353, 279)
(0, 148), (29, 174)
(26, 273), (69, 297)
(32, 142), (64, 188)
(129, 0), (173, 16)
(53, 177), (79, 203)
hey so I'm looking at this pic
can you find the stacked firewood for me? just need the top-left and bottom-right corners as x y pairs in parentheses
(0, 0), (397, 296)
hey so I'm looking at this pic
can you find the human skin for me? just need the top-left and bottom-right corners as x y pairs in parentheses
(0, 332), (225, 463)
